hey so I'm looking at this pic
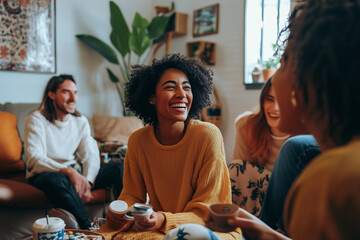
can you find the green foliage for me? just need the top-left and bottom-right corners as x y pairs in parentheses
(109, 1), (130, 58)
(261, 43), (284, 69)
(76, 1), (171, 116)
(75, 35), (119, 65)
(262, 57), (279, 69)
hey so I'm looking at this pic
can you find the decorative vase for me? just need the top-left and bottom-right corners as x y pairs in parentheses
(251, 65), (262, 83)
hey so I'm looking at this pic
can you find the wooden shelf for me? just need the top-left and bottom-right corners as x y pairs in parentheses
(155, 6), (188, 36)
(173, 12), (188, 35)
(186, 41), (216, 65)
(152, 9), (188, 56)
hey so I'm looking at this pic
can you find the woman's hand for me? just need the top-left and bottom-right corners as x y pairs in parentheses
(134, 212), (165, 232)
(106, 209), (134, 231)
(227, 208), (290, 240)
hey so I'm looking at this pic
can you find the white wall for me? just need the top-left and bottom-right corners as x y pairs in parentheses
(0, 0), (155, 116)
(0, 0), (261, 163)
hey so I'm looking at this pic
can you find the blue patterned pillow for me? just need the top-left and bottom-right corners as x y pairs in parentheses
(163, 224), (220, 240)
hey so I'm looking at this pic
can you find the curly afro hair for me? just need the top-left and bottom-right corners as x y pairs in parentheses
(284, 0), (360, 145)
(125, 53), (213, 125)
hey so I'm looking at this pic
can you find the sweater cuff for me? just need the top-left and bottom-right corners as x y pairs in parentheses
(85, 166), (99, 184)
(159, 212), (204, 234)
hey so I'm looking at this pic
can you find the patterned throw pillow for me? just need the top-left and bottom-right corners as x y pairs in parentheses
(99, 141), (127, 163)
(163, 224), (220, 240)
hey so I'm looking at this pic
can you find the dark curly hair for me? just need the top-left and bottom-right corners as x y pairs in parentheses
(283, 0), (360, 145)
(125, 53), (213, 125)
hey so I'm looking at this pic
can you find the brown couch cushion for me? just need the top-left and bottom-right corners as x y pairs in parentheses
(0, 112), (25, 177)
(92, 114), (143, 144)
(0, 179), (112, 208)
(0, 179), (50, 208)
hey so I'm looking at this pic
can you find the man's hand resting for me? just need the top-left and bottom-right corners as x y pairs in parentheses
(59, 167), (93, 203)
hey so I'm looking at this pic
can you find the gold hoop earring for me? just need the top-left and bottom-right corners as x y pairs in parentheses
(149, 99), (155, 105)
(291, 90), (297, 107)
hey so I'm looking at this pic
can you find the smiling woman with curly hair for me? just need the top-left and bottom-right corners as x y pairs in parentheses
(102, 53), (242, 240)
(125, 53), (213, 125)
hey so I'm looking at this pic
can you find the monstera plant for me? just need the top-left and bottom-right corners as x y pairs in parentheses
(76, 1), (171, 115)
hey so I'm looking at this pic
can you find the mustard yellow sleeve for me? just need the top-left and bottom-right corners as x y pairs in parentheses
(118, 135), (147, 206)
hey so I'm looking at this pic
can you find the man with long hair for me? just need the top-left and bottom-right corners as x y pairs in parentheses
(24, 74), (124, 229)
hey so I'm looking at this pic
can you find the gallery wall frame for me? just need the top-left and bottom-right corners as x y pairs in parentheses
(186, 41), (216, 65)
(0, 0), (56, 73)
(193, 3), (219, 37)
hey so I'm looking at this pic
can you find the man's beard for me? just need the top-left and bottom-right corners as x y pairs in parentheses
(54, 99), (76, 115)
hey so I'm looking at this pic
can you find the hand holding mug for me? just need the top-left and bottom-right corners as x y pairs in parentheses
(205, 203), (239, 232)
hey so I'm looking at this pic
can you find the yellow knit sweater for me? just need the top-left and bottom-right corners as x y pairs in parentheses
(284, 139), (360, 239)
(99, 119), (241, 239)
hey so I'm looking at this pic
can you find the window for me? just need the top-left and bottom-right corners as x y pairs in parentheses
(244, 0), (291, 89)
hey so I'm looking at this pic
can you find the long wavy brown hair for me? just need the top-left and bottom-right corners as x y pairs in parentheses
(39, 74), (81, 123)
(246, 78), (273, 166)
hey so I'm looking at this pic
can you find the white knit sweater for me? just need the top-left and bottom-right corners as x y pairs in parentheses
(24, 110), (100, 183)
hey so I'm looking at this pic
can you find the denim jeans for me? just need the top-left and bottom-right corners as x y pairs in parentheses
(29, 162), (124, 229)
(259, 135), (321, 232)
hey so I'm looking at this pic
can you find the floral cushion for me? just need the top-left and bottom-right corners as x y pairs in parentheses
(228, 159), (271, 216)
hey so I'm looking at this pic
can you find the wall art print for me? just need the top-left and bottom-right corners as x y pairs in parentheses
(0, 0), (56, 73)
(193, 3), (219, 37)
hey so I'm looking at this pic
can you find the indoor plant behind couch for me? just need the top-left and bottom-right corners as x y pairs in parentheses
(76, 1), (170, 116)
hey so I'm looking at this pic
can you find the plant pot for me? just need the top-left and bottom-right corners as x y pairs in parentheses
(252, 73), (261, 82)
(262, 68), (276, 81)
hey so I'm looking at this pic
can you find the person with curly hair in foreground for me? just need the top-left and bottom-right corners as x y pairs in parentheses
(98, 53), (241, 240)
(226, 0), (360, 239)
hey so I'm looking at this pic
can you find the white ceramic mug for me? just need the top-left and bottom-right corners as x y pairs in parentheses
(33, 217), (65, 240)
(131, 203), (153, 220)
(109, 200), (128, 215)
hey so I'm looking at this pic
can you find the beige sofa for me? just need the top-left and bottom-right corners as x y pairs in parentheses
(0, 102), (143, 240)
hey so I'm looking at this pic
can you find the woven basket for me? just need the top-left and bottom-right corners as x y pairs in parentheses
(201, 84), (222, 129)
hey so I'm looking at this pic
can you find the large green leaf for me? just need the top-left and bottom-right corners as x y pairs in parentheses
(147, 13), (171, 39)
(129, 13), (150, 56)
(106, 68), (119, 83)
(76, 34), (119, 64)
(110, 1), (130, 57)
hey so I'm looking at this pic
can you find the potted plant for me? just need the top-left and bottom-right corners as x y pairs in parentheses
(76, 1), (171, 116)
(261, 43), (283, 81)
(261, 57), (278, 81)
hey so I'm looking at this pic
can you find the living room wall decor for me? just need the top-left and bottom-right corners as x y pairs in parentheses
(0, 0), (56, 73)
(193, 3), (219, 37)
(186, 41), (216, 65)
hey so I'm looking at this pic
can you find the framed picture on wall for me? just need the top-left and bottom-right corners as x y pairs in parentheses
(186, 41), (216, 65)
(0, 0), (56, 73)
(193, 3), (219, 37)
